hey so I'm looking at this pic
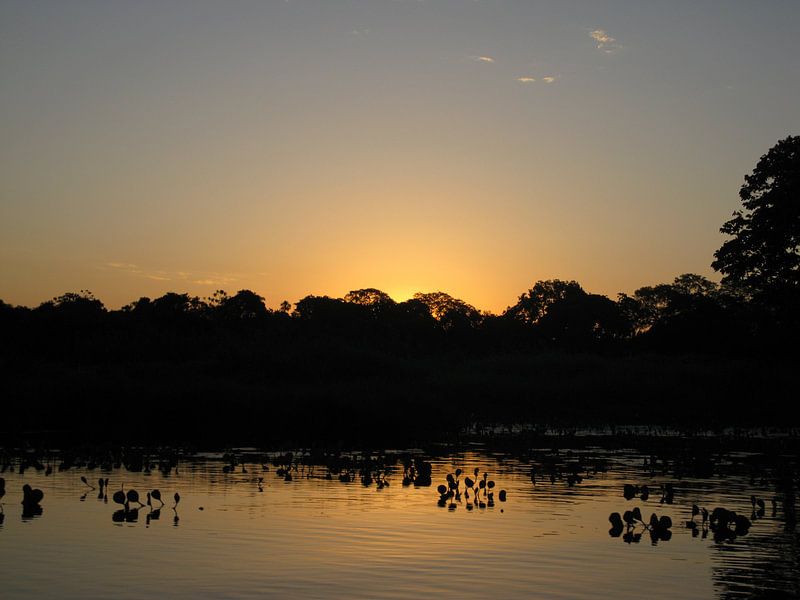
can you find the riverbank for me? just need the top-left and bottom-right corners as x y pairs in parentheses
(2, 351), (796, 447)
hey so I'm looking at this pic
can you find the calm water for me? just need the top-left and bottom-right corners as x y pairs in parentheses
(0, 447), (797, 599)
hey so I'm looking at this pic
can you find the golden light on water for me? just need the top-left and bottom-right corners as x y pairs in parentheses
(4, 450), (794, 598)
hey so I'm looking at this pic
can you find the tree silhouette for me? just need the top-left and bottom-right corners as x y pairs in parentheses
(538, 292), (627, 346)
(36, 290), (106, 326)
(39, 290), (105, 314)
(504, 280), (584, 325)
(214, 290), (269, 321)
(1, 268), (798, 446)
(505, 280), (627, 346)
(413, 291), (481, 331)
(617, 274), (721, 334)
(344, 288), (396, 318)
(712, 136), (800, 299)
(344, 288), (394, 308)
(149, 292), (206, 321)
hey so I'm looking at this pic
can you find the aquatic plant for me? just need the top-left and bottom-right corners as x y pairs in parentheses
(402, 458), (432, 487)
(21, 484), (44, 507)
(150, 489), (164, 507)
(436, 467), (507, 511)
(709, 507), (751, 541)
(608, 506), (672, 544)
(21, 484), (45, 519)
(683, 501), (760, 543)
(126, 489), (145, 508)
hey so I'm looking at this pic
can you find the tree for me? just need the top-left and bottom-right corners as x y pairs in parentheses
(36, 290), (106, 322)
(506, 280), (629, 345)
(413, 291), (482, 331)
(148, 292), (207, 321)
(214, 290), (269, 321)
(504, 280), (584, 325)
(537, 292), (628, 345)
(344, 288), (396, 318)
(712, 136), (800, 297)
(344, 288), (394, 307)
(293, 295), (368, 330)
(617, 274), (720, 334)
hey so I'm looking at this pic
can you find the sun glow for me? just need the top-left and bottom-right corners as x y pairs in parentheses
(385, 287), (417, 303)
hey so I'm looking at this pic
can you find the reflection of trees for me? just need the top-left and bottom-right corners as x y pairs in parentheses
(710, 526), (799, 598)
(710, 482), (798, 599)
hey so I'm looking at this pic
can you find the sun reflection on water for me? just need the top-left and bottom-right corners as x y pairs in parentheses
(0, 449), (796, 599)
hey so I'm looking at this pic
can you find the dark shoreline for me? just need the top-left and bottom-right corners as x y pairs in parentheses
(3, 350), (797, 449)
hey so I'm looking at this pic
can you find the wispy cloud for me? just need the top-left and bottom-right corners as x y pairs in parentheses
(106, 262), (140, 272)
(471, 55), (495, 64)
(590, 29), (621, 53)
(104, 262), (172, 281)
(102, 262), (240, 288)
(193, 274), (238, 286)
(516, 77), (535, 83)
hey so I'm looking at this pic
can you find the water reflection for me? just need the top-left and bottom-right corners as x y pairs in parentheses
(21, 504), (43, 521)
(0, 445), (796, 599)
(145, 508), (161, 526)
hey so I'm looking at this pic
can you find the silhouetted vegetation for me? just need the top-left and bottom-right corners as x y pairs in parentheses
(1, 137), (798, 445)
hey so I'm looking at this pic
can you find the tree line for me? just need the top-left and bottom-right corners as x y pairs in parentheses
(0, 270), (794, 358)
(2, 134), (799, 357)
(0, 136), (796, 444)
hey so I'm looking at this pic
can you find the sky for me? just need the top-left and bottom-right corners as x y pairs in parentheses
(2, 0), (799, 313)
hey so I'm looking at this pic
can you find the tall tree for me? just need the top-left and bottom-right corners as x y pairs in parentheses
(712, 136), (800, 298)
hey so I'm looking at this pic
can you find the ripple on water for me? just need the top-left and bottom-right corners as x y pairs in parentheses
(0, 448), (796, 600)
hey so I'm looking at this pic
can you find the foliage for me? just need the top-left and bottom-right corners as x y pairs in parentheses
(213, 290), (269, 321)
(413, 291), (482, 331)
(506, 280), (627, 345)
(617, 274), (721, 334)
(344, 288), (395, 309)
(712, 135), (800, 298)
(2, 274), (799, 444)
(504, 280), (584, 325)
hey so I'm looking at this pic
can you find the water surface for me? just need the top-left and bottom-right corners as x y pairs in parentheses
(0, 447), (797, 599)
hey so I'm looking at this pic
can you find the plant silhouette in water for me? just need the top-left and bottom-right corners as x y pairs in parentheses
(683, 498), (766, 543)
(436, 467), (507, 511)
(608, 507), (673, 544)
(623, 482), (674, 504)
(21, 483), (44, 519)
(109, 482), (176, 525)
(147, 489), (165, 508)
(692, 505), (753, 543)
(97, 478), (109, 501)
(402, 458), (433, 487)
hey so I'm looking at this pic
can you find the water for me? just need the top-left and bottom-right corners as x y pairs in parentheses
(0, 447), (797, 599)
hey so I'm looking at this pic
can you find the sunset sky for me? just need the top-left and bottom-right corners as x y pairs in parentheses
(2, 0), (799, 312)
